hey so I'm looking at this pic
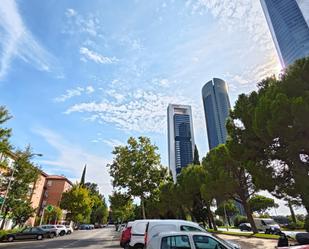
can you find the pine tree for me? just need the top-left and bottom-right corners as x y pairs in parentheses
(80, 164), (87, 186)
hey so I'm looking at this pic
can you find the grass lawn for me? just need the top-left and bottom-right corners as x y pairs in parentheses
(208, 229), (280, 240)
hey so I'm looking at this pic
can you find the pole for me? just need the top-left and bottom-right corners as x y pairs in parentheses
(0, 167), (15, 214)
(40, 208), (45, 226)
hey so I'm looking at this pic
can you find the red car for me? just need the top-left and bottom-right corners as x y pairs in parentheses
(120, 222), (134, 248)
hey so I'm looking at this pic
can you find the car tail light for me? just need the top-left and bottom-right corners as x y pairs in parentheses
(144, 232), (148, 247)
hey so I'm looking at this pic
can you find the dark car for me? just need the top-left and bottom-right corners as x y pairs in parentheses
(239, 223), (252, 231)
(4, 227), (52, 242)
(79, 224), (91, 230)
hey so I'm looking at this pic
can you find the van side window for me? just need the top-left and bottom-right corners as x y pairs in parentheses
(161, 235), (191, 249)
(193, 235), (226, 249)
(180, 226), (203, 232)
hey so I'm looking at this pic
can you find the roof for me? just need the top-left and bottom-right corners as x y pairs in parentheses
(46, 175), (73, 185)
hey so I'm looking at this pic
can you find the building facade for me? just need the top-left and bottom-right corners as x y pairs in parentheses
(167, 104), (195, 182)
(260, 0), (309, 67)
(202, 78), (231, 150)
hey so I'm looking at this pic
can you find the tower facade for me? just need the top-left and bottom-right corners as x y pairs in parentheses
(202, 78), (231, 150)
(261, 0), (309, 67)
(167, 104), (195, 182)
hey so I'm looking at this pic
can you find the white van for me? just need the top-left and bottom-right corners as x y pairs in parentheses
(253, 218), (281, 234)
(129, 220), (155, 249)
(145, 220), (207, 247)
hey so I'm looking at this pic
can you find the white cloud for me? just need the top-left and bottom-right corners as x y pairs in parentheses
(103, 139), (124, 148)
(0, 0), (55, 80)
(64, 90), (197, 133)
(36, 128), (112, 197)
(80, 47), (117, 64)
(54, 85), (95, 102)
(65, 8), (77, 17)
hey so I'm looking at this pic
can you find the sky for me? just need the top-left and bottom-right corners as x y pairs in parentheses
(0, 0), (308, 215)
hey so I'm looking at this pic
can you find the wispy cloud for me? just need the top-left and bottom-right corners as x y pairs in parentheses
(103, 139), (124, 148)
(36, 128), (112, 196)
(80, 47), (118, 64)
(0, 0), (55, 80)
(65, 8), (77, 17)
(54, 85), (95, 102)
(64, 89), (196, 133)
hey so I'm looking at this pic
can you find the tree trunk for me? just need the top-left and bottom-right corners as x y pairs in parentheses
(227, 215), (231, 227)
(239, 194), (258, 234)
(141, 197), (146, 219)
(206, 202), (217, 231)
(288, 201), (297, 223)
(0, 207), (9, 230)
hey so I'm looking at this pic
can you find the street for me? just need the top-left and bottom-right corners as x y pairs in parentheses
(0, 226), (120, 249)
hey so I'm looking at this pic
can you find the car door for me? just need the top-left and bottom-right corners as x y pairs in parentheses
(30, 228), (41, 239)
(17, 228), (32, 240)
(192, 235), (227, 249)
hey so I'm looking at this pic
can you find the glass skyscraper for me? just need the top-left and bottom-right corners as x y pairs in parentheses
(202, 78), (231, 150)
(261, 0), (309, 67)
(167, 104), (195, 182)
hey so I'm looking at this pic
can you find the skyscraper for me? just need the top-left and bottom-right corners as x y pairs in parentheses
(202, 78), (231, 150)
(167, 104), (195, 182)
(261, 0), (309, 67)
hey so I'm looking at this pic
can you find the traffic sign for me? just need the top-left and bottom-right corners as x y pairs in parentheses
(45, 205), (54, 213)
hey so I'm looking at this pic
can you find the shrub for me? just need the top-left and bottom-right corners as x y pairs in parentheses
(215, 219), (224, 226)
(286, 221), (304, 230)
(234, 215), (248, 227)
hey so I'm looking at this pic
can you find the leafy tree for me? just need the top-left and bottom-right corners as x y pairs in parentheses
(0, 147), (40, 229)
(202, 145), (258, 233)
(249, 195), (278, 214)
(85, 182), (109, 224)
(109, 191), (134, 222)
(0, 106), (12, 157)
(11, 201), (36, 228)
(108, 136), (167, 219)
(215, 200), (239, 226)
(193, 145), (200, 165)
(227, 58), (309, 214)
(44, 206), (63, 224)
(233, 215), (248, 227)
(60, 185), (93, 223)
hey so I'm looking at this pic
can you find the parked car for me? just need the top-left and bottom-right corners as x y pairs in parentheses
(56, 225), (68, 236)
(278, 232), (309, 248)
(253, 218), (281, 234)
(146, 231), (241, 249)
(66, 225), (73, 234)
(39, 225), (59, 237)
(120, 221), (134, 248)
(238, 223), (251, 231)
(79, 224), (91, 230)
(4, 227), (52, 242)
(144, 220), (208, 248)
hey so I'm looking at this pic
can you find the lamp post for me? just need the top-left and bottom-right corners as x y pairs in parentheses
(0, 153), (43, 214)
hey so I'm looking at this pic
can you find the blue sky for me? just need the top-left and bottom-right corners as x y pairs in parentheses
(0, 0), (308, 214)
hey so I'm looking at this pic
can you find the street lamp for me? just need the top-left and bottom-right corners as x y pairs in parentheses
(0, 153), (43, 214)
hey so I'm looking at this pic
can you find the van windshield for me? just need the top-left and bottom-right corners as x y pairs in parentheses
(263, 220), (276, 225)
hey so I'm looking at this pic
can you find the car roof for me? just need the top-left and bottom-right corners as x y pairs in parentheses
(147, 219), (200, 226)
(156, 231), (212, 238)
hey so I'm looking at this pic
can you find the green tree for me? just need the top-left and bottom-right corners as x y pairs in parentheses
(60, 185), (93, 223)
(226, 58), (309, 216)
(11, 201), (36, 228)
(109, 191), (134, 222)
(202, 145), (258, 233)
(215, 200), (239, 226)
(249, 195), (278, 215)
(0, 106), (12, 156)
(108, 136), (167, 219)
(44, 206), (63, 224)
(193, 145), (200, 165)
(0, 148), (40, 229)
(85, 182), (108, 224)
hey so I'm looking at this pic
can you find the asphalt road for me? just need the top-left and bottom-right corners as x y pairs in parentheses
(0, 226), (120, 249)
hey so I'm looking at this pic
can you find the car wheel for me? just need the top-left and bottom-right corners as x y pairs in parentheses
(67, 230), (72, 235)
(7, 236), (14, 242)
(60, 231), (65, 236)
(49, 233), (55, 239)
(37, 235), (43, 240)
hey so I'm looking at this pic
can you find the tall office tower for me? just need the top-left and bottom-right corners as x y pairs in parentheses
(202, 78), (231, 150)
(167, 104), (195, 182)
(261, 0), (309, 67)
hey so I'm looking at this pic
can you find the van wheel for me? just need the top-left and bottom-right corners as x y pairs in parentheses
(134, 244), (144, 249)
